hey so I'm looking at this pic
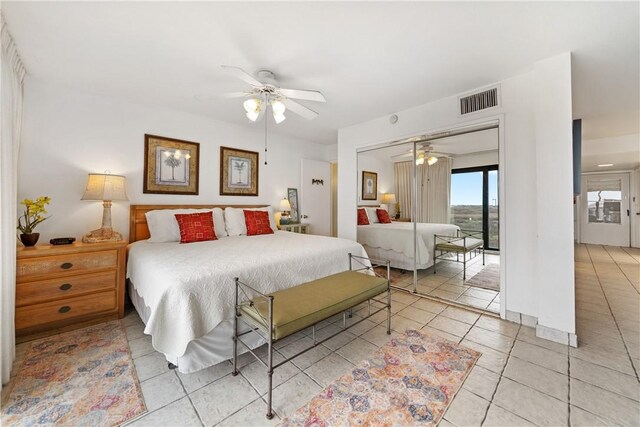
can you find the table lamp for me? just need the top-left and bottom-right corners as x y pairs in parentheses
(381, 193), (398, 218)
(279, 198), (292, 225)
(81, 172), (129, 243)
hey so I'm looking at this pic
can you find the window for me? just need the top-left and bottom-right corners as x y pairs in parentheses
(451, 165), (499, 250)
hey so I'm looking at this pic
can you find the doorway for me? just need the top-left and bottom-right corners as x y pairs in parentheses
(451, 165), (499, 251)
(580, 173), (631, 246)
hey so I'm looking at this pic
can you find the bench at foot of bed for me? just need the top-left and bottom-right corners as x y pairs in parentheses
(232, 253), (391, 419)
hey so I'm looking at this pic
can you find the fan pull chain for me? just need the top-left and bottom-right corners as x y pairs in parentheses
(264, 109), (268, 165)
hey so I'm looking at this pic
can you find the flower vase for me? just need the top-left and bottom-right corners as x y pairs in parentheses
(20, 233), (40, 247)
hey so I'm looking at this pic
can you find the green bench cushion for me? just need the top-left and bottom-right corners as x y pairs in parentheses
(239, 270), (388, 340)
(436, 237), (484, 252)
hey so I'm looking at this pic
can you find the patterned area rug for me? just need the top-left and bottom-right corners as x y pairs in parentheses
(1, 321), (145, 426)
(465, 263), (500, 291)
(281, 329), (480, 426)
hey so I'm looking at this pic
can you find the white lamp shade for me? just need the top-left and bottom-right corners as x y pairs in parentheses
(243, 98), (261, 113)
(81, 173), (129, 201)
(427, 156), (438, 166)
(271, 100), (286, 115)
(279, 198), (291, 211)
(381, 193), (397, 204)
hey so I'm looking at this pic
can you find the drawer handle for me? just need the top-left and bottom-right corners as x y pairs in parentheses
(60, 262), (73, 270)
(59, 283), (72, 291)
(58, 306), (71, 314)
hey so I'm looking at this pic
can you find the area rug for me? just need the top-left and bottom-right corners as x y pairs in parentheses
(373, 266), (411, 285)
(281, 329), (480, 426)
(465, 263), (500, 291)
(1, 321), (146, 427)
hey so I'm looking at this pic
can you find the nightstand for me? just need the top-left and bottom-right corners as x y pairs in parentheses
(279, 223), (310, 234)
(15, 241), (127, 341)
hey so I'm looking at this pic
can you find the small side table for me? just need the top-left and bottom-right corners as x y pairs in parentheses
(279, 223), (310, 234)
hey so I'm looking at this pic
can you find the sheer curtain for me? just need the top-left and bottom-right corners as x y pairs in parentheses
(1, 14), (27, 388)
(394, 158), (452, 223)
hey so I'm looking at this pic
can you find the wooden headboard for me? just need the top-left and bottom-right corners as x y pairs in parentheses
(129, 204), (267, 243)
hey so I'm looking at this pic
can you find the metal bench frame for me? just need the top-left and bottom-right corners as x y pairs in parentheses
(232, 254), (391, 419)
(433, 229), (485, 280)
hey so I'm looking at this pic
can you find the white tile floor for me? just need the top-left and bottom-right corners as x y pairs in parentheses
(391, 253), (502, 313)
(23, 244), (638, 426)
(119, 244), (640, 426)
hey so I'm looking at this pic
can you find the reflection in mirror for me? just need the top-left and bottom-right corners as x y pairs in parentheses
(356, 126), (501, 314)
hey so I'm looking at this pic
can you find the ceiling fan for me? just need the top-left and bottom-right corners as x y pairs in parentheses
(392, 144), (454, 166)
(214, 65), (327, 123)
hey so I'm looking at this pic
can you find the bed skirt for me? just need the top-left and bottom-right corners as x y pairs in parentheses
(361, 244), (433, 270)
(128, 283), (265, 374)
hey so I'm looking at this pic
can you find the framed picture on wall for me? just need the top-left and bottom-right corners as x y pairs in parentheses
(144, 134), (200, 195)
(287, 188), (299, 223)
(220, 146), (259, 196)
(362, 170), (378, 200)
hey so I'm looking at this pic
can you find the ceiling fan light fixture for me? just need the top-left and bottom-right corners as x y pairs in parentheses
(416, 154), (425, 165)
(271, 100), (286, 115)
(243, 98), (261, 113)
(246, 110), (260, 122)
(427, 156), (438, 166)
(273, 112), (286, 124)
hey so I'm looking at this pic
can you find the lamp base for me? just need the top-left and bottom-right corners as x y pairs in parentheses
(82, 227), (124, 243)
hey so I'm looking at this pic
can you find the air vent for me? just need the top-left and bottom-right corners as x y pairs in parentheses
(459, 87), (499, 115)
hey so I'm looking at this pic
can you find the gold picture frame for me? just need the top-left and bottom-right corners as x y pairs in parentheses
(220, 146), (259, 196)
(362, 170), (378, 200)
(144, 134), (200, 195)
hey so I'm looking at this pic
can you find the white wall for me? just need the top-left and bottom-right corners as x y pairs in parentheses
(357, 153), (394, 206)
(19, 78), (330, 242)
(533, 53), (575, 340)
(451, 150), (499, 169)
(338, 53), (576, 340)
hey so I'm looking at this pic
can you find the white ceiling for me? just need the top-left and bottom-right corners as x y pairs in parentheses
(3, 1), (639, 145)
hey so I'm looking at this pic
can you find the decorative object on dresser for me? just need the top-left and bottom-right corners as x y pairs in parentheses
(144, 134), (200, 195)
(17, 195), (51, 247)
(279, 197), (292, 225)
(361, 170), (378, 201)
(287, 187), (300, 223)
(220, 146), (259, 196)
(15, 241), (127, 341)
(50, 237), (76, 245)
(81, 172), (129, 243)
(279, 223), (309, 234)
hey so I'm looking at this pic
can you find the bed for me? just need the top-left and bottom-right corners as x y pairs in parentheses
(356, 207), (459, 270)
(126, 204), (369, 373)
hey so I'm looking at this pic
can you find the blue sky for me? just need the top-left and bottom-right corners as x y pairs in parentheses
(451, 171), (498, 205)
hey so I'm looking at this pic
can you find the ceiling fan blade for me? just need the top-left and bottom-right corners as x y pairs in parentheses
(282, 99), (319, 120)
(195, 91), (248, 101)
(221, 65), (263, 87)
(279, 88), (326, 103)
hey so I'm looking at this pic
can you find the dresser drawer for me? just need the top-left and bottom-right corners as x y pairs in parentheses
(16, 271), (117, 307)
(16, 290), (117, 331)
(16, 250), (118, 281)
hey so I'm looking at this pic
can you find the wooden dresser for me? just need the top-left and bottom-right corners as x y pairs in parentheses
(15, 241), (127, 341)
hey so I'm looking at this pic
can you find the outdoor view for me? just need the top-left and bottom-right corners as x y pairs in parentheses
(450, 170), (499, 249)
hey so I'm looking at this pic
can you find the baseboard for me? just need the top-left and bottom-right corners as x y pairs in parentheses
(536, 324), (578, 347)
(505, 310), (538, 327)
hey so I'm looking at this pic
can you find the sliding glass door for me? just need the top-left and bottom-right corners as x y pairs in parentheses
(451, 165), (499, 250)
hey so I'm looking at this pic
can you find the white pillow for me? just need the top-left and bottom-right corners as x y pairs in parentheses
(146, 208), (227, 242)
(224, 206), (277, 236)
(365, 207), (380, 224)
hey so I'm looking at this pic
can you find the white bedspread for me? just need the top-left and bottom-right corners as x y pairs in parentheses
(357, 222), (459, 266)
(126, 231), (368, 358)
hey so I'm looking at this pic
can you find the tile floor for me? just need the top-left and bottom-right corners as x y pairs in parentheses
(391, 253), (501, 313)
(120, 245), (639, 426)
(10, 245), (638, 426)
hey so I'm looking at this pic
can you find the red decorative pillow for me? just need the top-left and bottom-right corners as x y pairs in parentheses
(357, 208), (369, 225)
(174, 212), (217, 244)
(376, 209), (392, 224)
(244, 210), (274, 236)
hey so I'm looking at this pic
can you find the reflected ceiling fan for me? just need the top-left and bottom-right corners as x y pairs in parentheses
(393, 144), (454, 166)
(211, 65), (326, 123)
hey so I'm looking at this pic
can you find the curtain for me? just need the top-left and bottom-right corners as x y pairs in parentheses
(419, 157), (452, 223)
(394, 158), (452, 223)
(394, 161), (412, 219)
(1, 14), (27, 388)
